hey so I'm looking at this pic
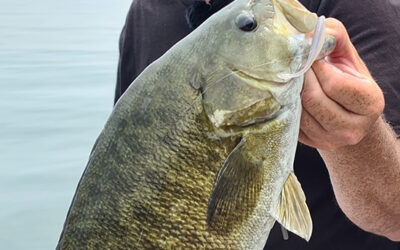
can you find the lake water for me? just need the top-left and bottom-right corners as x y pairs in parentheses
(0, 0), (132, 249)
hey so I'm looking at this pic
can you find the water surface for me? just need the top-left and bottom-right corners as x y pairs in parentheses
(0, 0), (132, 249)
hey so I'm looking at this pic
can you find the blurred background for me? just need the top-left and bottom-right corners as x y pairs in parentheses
(0, 0), (132, 249)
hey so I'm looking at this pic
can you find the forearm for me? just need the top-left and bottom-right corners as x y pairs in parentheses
(319, 117), (400, 241)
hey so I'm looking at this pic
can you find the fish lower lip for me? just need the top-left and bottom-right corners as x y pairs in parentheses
(238, 106), (285, 127)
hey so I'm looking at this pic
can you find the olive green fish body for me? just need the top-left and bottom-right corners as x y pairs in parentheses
(57, 49), (280, 248)
(58, 0), (336, 248)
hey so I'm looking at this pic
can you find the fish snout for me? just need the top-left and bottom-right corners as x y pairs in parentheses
(273, 0), (318, 33)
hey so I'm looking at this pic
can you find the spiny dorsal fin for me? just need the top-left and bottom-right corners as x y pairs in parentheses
(273, 172), (312, 241)
(206, 139), (264, 233)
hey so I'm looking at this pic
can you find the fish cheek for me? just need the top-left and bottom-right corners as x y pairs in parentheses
(202, 75), (273, 128)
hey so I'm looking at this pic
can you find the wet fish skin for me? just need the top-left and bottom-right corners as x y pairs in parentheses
(57, 0), (335, 249)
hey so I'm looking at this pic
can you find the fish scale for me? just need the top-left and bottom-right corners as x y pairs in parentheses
(60, 74), (244, 248)
(60, 76), (249, 248)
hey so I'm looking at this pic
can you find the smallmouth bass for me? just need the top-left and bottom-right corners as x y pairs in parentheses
(57, 0), (335, 248)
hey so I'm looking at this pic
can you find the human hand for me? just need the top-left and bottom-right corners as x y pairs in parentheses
(299, 18), (385, 151)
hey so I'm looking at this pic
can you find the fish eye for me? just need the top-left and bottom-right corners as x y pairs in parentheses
(235, 13), (257, 32)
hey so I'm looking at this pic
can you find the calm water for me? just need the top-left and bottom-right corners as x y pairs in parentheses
(0, 0), (132, 249)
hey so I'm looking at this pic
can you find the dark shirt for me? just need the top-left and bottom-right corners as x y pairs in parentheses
(114, 0), (400, 249)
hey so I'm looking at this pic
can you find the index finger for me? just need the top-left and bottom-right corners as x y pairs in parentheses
(312, 60), (384, 116)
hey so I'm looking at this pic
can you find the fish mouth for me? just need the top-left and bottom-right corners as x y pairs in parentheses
(238, 105), (287, 127)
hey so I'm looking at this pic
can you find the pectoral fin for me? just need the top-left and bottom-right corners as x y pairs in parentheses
(273, 173), (312, 241)
(207, 139), (263, 232)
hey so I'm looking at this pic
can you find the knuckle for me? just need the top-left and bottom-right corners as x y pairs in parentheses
(300, 117), (316, 136)
(326, 133), (344, 150)
(301, 90), (319, 109)
(365, 92), (385, 116)
(341, 130), (362, 145)
(374, 92), (385, 114)
(366, 82), (385, 115)
(300, 115), (309, 128)
(322, 77), (338, 96)
(327, 18), (346, 33)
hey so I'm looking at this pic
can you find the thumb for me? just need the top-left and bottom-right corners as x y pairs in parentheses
(324, 18), (370, 76)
